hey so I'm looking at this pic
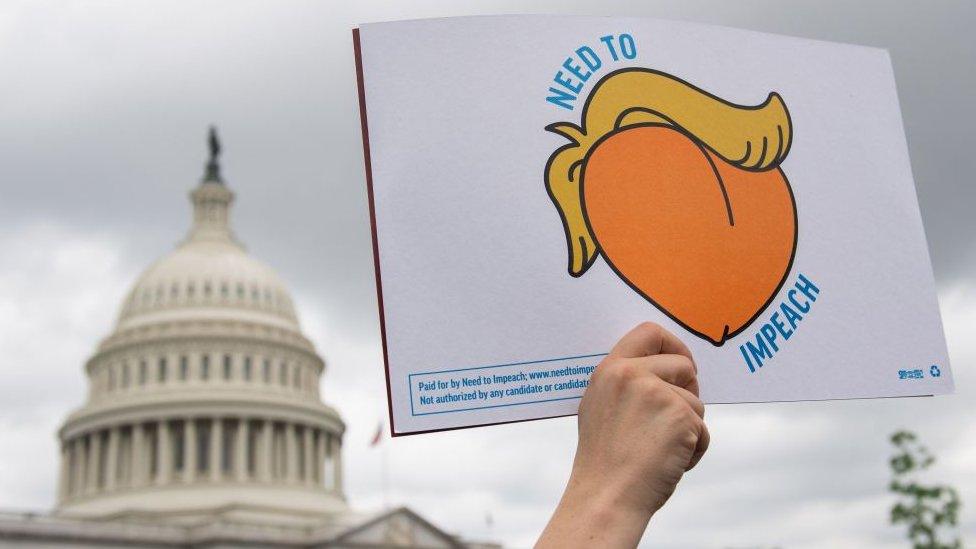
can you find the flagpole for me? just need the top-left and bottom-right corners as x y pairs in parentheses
(382, 441), (390, 510)
(372, 419), (390, 510)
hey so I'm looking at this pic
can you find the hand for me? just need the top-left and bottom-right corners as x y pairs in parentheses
(537, 322), (709, 548)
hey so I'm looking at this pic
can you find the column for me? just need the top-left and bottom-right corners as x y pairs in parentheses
(184, 419), (197, 483)
(57, 442), (70, 501)
(86, 432), (100, 493)
(104, 427), (119, 491)
(210, 418), (223, 482)
(131, 423), (145, 487)
(157, 421), (171, 484)
(315, 429), (327, 486)
(303, 426), (314, 484)
(285, 423), (298, 483)
(260, 420), (273, 482)
(334, 436), (344, 494)
(235, 419), (248, 482)
(75, 437), (88, 496)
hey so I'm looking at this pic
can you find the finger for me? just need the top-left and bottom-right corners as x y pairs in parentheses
(667, 384), (704, 419)
(686, 421), (710, 471)
(610, 322), (694, 362)
(631, 354), (699, 397)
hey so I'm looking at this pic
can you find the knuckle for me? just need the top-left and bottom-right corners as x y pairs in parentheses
(636, 377), (668, 404)
(635, 321), (663, 339)
(676, 355), (696, 376)
(618, 361), (641, 382)
(593, 357), (630, 385)
(661, 394), (692, 419)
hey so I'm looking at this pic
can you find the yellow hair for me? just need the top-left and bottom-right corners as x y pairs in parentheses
(544, 68), (793, 276)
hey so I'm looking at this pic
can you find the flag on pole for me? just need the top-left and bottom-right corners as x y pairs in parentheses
(370, 420), (383, 447)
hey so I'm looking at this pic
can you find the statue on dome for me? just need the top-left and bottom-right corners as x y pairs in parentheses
(204, 125), (223, 183)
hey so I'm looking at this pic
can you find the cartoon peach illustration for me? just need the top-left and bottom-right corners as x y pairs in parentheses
(545, 68), (797, 346)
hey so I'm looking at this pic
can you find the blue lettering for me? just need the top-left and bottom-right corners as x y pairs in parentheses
(788, 288), (810, 313)
(546, 86), (577, 110)
(738, 274), (820, 373)
(619, 33), (637, 59)
(779, 301), (802, 330)
(547, 36), (635, 110)
(759, 323), (780, 352)
(562, 57), (591, 83)
(796, 273), (820, 302)
(740, 344), (755, 373)
(575, 46), (602, 73)
(770, 312), (793, 340)
(600, 35), (619, 61)
(553, 71), (583, 94)
(745, 335), (772, 369)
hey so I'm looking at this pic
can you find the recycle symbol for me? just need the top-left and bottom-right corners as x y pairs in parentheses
(930, 364), (942, 378)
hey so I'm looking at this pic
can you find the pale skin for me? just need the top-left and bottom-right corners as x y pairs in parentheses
(537, 322), (710, 548)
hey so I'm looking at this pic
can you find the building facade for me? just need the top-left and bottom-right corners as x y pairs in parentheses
(0, 131), (496, 549)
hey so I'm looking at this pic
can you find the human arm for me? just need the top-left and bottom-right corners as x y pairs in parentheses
(537, 322), (710, 548)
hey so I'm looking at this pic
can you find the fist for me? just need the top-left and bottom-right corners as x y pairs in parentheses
(573, 322), (709, 516)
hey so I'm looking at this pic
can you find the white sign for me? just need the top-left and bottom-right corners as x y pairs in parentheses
(354, 15), (954, 436)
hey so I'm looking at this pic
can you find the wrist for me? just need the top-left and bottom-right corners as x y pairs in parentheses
(566, 466), (657, 522)
(542, 468), (654, 547)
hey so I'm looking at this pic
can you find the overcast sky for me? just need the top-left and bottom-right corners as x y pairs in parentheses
(0, 1), (974, 547)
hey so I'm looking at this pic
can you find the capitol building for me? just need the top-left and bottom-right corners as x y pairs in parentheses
(0, 130), (496, 549)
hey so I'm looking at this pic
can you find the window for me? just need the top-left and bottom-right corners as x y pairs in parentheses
(204, 282), (212, 298)
(236, 283), (245, 299)
(279, 361), (288, 385)
(263, 359), (271, 383)
(293, 365), (301, 388)
(121, 362), (130, 388)
(243, 356), (252, 381)
(158, 357), (168, 383)
(223, 355), (232, 380)
(139, 361), (147, 385)
(107, 365), (116, 391)
(220, 282), (228, 298)
(179, 356), (188, 381)
(187, 282), (195, 298)
(170, 283), (179, 299)
(201, 355), (210, 380)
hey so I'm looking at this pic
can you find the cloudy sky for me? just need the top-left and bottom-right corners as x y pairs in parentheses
(0, 1), (973, 547)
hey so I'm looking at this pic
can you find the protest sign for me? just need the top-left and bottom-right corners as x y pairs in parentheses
(354, 15), (954, 435)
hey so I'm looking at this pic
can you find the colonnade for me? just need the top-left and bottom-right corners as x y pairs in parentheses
(59, 417), (341, 501)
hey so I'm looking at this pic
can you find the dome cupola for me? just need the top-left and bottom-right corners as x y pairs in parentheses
(55, 129), (347, 526)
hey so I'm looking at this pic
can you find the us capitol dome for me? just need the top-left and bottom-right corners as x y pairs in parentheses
(0, 129), (497, 549)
